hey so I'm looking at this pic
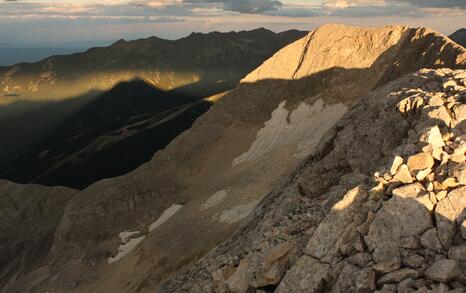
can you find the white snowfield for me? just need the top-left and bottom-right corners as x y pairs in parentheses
(108, 232), (145, 264)
(232, 99), (347, 166)
(149, 204), (183, 232)
(201, 190), (228, 210)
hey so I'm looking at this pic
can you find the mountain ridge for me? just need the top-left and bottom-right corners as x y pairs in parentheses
(450, 28), (466, 48)
(1, 24), (466, 292)
(0, 28), (307, 188)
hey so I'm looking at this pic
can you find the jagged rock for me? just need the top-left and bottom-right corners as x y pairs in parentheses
(425, 259), (461, 283)
(373, 257), (402, 274)
(349, 252), (373, 267)
(421, 106), (452, 128)
(444, 80), (461, 92)
(400, 236), (421, 249)
(395, 165), (414, 184)
(212, 265), (236, 293)
(453, 104), (466, 123)
(436, 190), (448, 201)
(435, 197), (458, 249)
(251, 241), (291, 287)
(305, 187), (368, 262)
(427, 93), (445, 107)
(356, 268), (376, 293)
(377, 284), (398, 293)
(366, 183), (433, 268)
(402, 254), (426, 269)
(450, 163), (466, 185)
(225, 260), (251, 293)
(398, 95), (425, 113)
(398, 278), (416, 293)
(163, 69), (466, 293)
(420, 228), (444, 253)
(420, 126), (446, 149)
(448, 245), (466, 261)
(416, 168), (432, 181)
(407, 153), (435, 173)
(390, 156), (404, 175)
(275, 256), (329, 293)
(377, 268), (420, 285)
(332, 263), (360, 292)
(441, 178), (460, 189)
(436, 186), (466, 247)
(448, 186), (466, 236)
(450, 144), (466, 163)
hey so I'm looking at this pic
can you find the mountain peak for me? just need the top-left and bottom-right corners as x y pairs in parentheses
(450, 28), (466, 48)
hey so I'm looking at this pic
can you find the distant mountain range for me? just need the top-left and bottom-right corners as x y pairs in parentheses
(0, 28), (307, 189)
(0, 48), (86, 67)
(2, 24), (465, 293)
(450, 28), (466, 47)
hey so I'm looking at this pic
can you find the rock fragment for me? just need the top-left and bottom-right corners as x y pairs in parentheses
(424, 259), (461, 283)
(394, 164), (414, 184)
(420, 228), (444, 253)
(377, 268), (419, 285)
(275, 256), (329, 293)
(407, 153), (435, 173)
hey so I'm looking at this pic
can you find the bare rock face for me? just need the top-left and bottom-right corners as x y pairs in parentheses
(161, 69), (466, 292)
(275, 256), (330, 293)
(0, 180), (76, 291)
(4, 24), (466, 292)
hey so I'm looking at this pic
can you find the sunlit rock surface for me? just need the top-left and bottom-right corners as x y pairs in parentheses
(2, 24), (466, 293)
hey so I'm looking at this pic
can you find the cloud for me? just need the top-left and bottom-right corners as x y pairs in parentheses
(398, 0), (466, 9)
(183, 0), (283, 14)
(321, 0), (466, 17)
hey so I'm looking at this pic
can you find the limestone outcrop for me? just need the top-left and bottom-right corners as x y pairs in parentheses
(162, 69), (466, 292)
(2, 24), (466, 293)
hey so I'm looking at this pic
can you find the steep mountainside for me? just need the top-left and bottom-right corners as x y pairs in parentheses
(0, 80), (215, 189)
(1, 24), (466, 292)
(451, 29), (466, 48)
(0, 180), (76, 291)
(0, 28), (306, 188)
(164, 68), (466, 293)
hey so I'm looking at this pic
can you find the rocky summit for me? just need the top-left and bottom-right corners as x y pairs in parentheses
(162, 68), (466, 293)
(451, 29), (466, 48)
(1, 24), (466, 293)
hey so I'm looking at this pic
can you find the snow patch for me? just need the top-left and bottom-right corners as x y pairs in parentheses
(149, 204), (183, 232)
(201, 190), (228, 210)
(232, 99), (347, 165)
(218, 200), (260, 224)
(119, 231), (140, 243)
(108, 231), (145, 264)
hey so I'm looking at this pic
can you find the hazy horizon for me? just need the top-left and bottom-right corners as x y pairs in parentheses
(1, 0), (465, 49)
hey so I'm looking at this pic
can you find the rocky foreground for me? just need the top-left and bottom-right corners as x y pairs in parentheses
(162, 69), (466, 292)
(2, 25), (466, 292)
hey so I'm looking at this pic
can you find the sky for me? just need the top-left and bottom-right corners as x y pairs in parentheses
(0, 0), (465, 48)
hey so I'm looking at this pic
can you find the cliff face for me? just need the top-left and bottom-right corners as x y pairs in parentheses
(162, 68), (466, 292)
(1, 24), (466, 293)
